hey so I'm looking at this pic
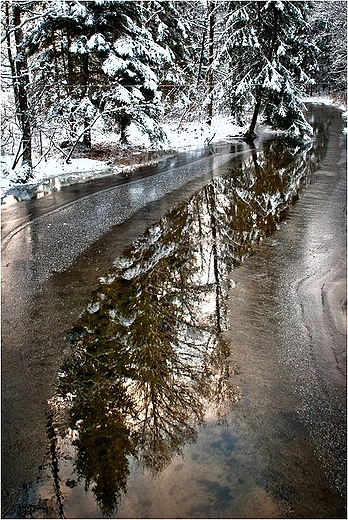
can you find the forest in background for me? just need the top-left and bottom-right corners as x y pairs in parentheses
(1, 1), (347, 183)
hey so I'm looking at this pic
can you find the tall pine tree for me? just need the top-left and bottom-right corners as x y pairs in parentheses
(26, 0), (187, 149)
(217, 1), (317, 139)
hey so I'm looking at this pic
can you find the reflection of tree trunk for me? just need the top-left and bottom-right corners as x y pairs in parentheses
(205, 184), (222, 333)
(248, 141), (261, 175)
(47, 411), (65, 519)
(196, 197), (205, 270)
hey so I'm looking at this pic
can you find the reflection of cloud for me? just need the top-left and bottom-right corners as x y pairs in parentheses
(49, 131), (326, 515)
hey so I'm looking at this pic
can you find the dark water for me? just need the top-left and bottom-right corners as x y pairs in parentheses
(2, 105), (346, 518)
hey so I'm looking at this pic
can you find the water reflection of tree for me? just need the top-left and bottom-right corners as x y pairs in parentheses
(54, 133), (324, 515)
(222, 137), (316, 254)
(57, 196), (239, 514)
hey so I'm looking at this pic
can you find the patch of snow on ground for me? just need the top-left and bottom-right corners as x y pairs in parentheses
(1, 156), (113, 197)
(161, 117), (248, 151)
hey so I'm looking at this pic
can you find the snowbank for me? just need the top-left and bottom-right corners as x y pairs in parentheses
(304, 95), (347, 114)
(305, 95), (347, 134)
(1, 156), (113, 197)
(1, 116), (246, 199)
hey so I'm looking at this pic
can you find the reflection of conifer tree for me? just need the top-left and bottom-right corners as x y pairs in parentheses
(120, 245), (207, 471)
(58, 202), (225, 512)
(54, 123), (329, 514)
(46, 410), (65, 519)
(220, 136), (314, 260)
(59, 349), (136, 516)
(208, 337), (239, 425)
(72, 397), (134, 516)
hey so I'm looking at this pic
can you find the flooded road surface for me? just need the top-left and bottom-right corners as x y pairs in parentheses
(2, 105), (346, 518)
(1, 142), (246, 242)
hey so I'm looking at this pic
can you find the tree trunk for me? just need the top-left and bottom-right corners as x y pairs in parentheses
(66, 31), (74, 93)
(5, 2), (19, 107)
(9, 2), (33, 173)
(120, 121), (128, 144)
(82, 54), (91, 147)
(245, 95), (261, 140)
(206, 1), (215, 126)
(196, 23), (206, 85)
(52, 34), (61, 99)
(83, 119), (92, 148)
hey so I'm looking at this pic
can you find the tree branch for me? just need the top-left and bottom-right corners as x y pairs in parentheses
(65, 113), (102, 163)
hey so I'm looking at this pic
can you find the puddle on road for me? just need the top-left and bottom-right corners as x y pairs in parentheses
(6, 107), (346, 518)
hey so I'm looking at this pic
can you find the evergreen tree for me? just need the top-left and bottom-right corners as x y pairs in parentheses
(141, 1), (194, 104)
(141, 1), (206, 124)
(217, 1), (317, 139)
(25, 0), (185, 149)
(1, 0), (334, 177)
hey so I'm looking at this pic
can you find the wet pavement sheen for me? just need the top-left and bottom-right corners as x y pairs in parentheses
(1, 105), (346, 518)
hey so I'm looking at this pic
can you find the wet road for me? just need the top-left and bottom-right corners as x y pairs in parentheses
(1, 104), (346, 518)
(1, 142), (246, 244)
(223, 106), (347, 517)
(1, 143), (249, 285)
(1, 139), (251, 515)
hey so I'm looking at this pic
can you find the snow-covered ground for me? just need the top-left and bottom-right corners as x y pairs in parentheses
(1, 116), (247, 199)
(1, 96), (346, 201)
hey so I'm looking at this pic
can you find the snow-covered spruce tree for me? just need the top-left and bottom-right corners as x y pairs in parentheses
(26, 0), (183, 149)
(141, 1), (196, 116)
(143, 1), (216, 125)
(24, 1), (96, 155)
(216, 1), (317, 140)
